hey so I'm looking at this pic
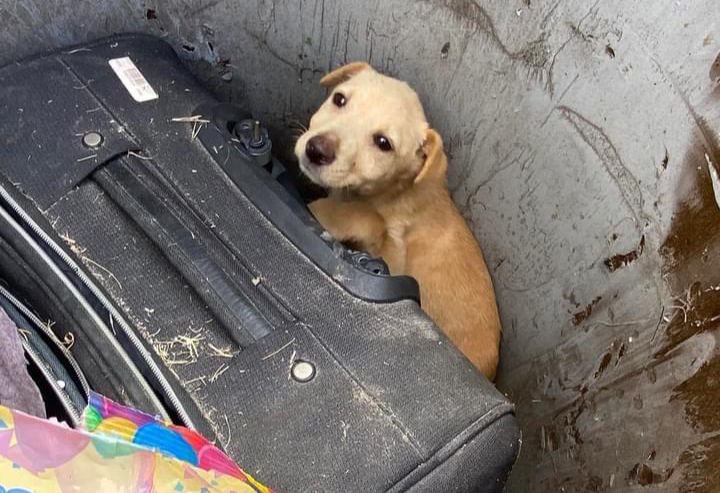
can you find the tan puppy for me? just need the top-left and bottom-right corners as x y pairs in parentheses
(295, 62), (502, 380)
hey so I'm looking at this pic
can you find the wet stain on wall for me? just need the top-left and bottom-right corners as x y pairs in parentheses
(672, 357), (720, 433)
(657, 282), (720, 359)
(627, 462), (673, 487)
(679, 435), (720, 493)
(658, 128), (720, 491)
(571, 295), (601, 325)
(604, 235), (645, 272)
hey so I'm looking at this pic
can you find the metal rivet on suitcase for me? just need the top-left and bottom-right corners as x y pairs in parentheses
(291, 360), (315, 382)
(82, 131), (103, 148)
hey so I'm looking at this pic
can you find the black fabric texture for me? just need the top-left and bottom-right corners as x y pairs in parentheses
(395, 414), (521, 493)
(0, 57), (135, 210)
(0, 34), (520, 492)
(45, 181), (226, 441)
(0, 220), (161, 415)
(94, 158), (294, 345)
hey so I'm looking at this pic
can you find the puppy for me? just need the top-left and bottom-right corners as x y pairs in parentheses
(295, 62), (502, 380)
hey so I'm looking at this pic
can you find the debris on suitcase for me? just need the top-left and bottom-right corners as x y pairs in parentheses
(0, 34), (519, 491)
(0, 394), (275, 493)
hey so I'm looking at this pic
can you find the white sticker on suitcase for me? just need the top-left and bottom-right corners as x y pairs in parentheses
(108, 57), (159, 103)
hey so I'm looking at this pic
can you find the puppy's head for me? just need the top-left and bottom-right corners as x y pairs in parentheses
(295, 62), (446, 196)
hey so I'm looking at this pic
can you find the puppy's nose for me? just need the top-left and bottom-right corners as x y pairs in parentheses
(306, 134), (337, 166)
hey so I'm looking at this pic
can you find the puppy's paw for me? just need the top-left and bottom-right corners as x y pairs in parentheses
(309, 198), (386, 255)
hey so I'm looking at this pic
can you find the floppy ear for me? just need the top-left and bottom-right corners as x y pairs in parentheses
(414, 129), (448, 184)
(320, 62), (372, 88)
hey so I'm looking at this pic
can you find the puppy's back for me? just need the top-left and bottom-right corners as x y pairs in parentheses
(404, 191), (501, 380)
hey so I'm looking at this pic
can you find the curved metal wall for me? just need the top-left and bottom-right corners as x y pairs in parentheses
(2, 1), (719, 490)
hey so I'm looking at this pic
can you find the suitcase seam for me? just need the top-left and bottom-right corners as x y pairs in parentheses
(386, 402), (516, 492)
(298, 320), (427, 458)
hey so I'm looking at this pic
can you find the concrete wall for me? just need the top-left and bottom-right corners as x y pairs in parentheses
(3, 1), (719, 490)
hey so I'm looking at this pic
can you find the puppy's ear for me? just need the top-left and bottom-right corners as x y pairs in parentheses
(414, 129), (448, 184)
(320, 62), (372, 88)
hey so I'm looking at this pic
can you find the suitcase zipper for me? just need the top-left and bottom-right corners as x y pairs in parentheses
(21, 339), (82, 426)
(0, 285), (91, 398)
(0, 185), (195, 429)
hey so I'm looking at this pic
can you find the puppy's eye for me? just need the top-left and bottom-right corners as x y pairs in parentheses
(332, 92), (347, 107)
(374, 134), (393, 152)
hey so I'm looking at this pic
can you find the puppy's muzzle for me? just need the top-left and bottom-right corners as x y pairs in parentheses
(305, 134), (338, 166)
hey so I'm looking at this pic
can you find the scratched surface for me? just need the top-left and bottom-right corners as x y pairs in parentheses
(2, 1), (719, 491)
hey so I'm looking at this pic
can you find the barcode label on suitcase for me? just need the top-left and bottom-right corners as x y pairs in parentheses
(108, 57), (159, 103)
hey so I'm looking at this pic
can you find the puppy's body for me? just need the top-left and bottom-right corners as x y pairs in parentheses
(297, 63), (501, 380)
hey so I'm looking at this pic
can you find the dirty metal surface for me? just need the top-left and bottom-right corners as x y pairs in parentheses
(2, 1), (719, 491)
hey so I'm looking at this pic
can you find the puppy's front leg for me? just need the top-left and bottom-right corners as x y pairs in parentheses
(309, 198), (385, 254)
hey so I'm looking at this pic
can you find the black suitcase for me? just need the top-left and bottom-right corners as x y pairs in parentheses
(0, 34), (519, 492)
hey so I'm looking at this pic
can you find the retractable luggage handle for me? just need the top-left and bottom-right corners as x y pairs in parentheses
(193, 103), (421, 305)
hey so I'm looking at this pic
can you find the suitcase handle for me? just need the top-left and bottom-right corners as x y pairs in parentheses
(194, 103), (421, 305)
(95, 163), (274, 347)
